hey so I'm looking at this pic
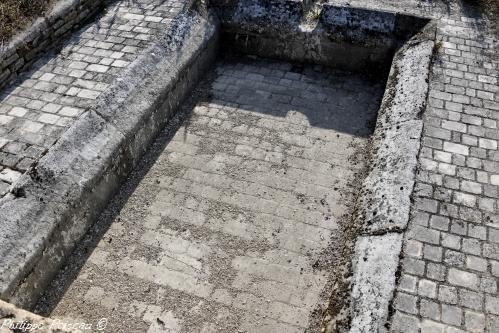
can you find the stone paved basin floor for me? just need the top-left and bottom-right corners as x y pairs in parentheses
(34, 57), (385, 332)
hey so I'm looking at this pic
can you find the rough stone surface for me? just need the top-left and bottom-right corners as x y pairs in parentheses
(358, 27), (435, 234)
(35, 58), (385, 332)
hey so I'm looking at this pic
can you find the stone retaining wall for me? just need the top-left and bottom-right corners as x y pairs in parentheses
(213, 0), (429, 76)
(0, 0), (105, 90)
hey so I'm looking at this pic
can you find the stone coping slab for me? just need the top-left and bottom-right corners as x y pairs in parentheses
(357, 24), (436, 235)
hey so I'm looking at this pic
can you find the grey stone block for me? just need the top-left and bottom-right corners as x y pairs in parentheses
(0, 0), (107, 91)
(349, 233), (403, 333)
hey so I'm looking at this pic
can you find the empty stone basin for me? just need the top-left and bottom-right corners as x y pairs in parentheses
(0, 1), (434, 332)
(35, 55), (384, 332)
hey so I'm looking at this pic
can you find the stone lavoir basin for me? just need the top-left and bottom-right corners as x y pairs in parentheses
(0, 1), (435, 332)
(36, 58), (384, 332)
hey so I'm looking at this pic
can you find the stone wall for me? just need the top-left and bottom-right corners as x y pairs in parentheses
(0, 0), (105, 90)
(213, 0), (430, 76)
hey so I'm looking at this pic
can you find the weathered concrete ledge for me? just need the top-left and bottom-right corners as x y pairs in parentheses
(357, 24), (436, 235)
(0, 0), (106, 91)
(348, 24), (436, 333)
(0, 5), (219, 308)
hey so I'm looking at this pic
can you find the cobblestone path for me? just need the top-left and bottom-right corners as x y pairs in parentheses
(0, 0), (184, 195)
(35, 59), (384, 332)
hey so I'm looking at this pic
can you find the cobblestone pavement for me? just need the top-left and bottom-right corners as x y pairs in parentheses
(0, 0), (184, 195)
(332, 1), (499, 332)
(34, 59), (384, 332)
(393, 20), (499, 333)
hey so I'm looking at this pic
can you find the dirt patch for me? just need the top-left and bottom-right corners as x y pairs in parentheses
(0, 0), (54, 46)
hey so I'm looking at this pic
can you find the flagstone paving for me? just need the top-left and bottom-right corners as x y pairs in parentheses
(0, 0), (184, 195)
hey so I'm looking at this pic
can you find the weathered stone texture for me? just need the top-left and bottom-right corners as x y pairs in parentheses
(356, 2), (499, 333)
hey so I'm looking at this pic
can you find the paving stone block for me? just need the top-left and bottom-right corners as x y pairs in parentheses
(448, 268), (479, 289)
(485, 296), (499, 315)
